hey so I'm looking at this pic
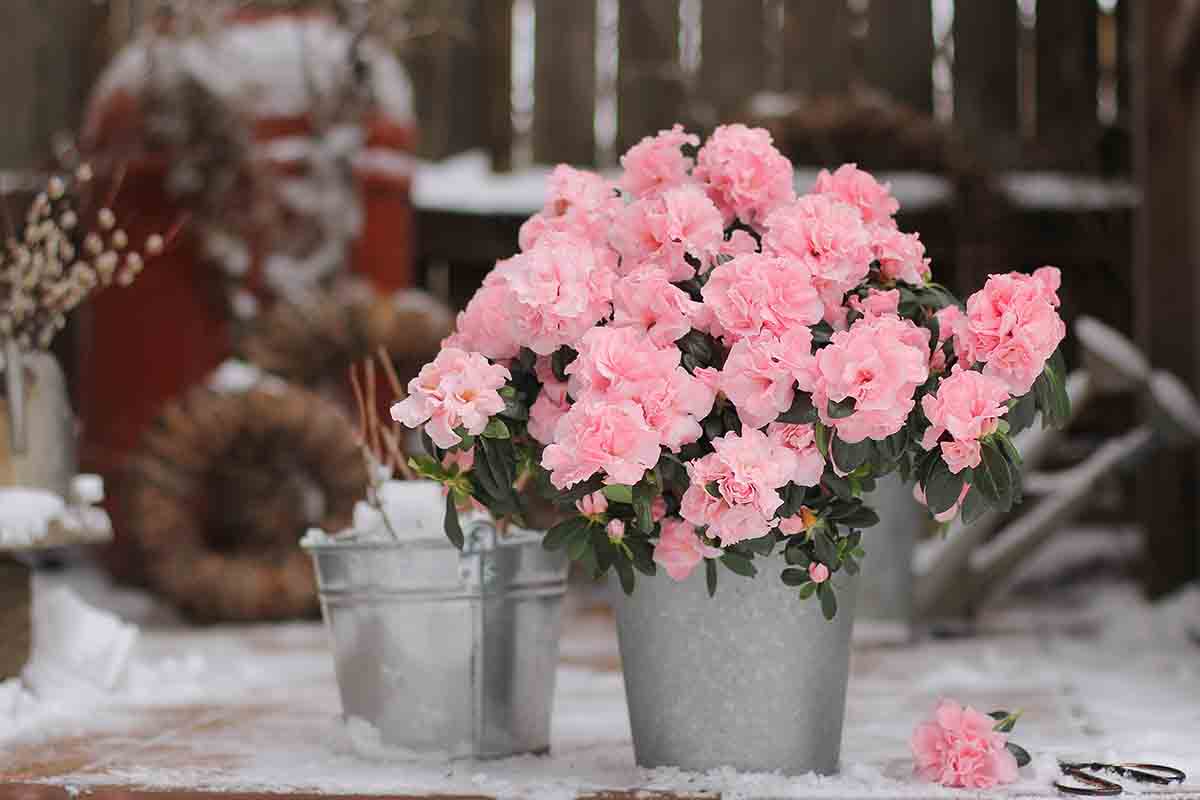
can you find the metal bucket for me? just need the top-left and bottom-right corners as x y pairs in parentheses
(0, 343), (77, 497)
(305, 521), (568, 759)
(856, 474), (928, 626)
(612, 561), (858, 775)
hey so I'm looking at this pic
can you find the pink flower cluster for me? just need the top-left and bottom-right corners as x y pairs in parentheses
(942, 267), (1066, 395)
(921, 366), (1012, 473)
(911, 699), (1020, 789)
(391, 348), (511, 449)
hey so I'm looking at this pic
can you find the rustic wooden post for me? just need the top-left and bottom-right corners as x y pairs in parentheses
(533, 0), (597, 165)
(698, 0), (766, 127)
(864, 0), (933, 113)
(781, 0), (852, 97)
(618, 0), (683, 154)
(0, 557), (32, 680)
(952, 0), (1020, 165)
(1036, 0), (1099, 169)
(480, 0), (514, 172)
(1133, 0), (1199, 595)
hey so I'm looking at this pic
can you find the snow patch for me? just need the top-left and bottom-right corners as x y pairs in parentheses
(0, 488), (65, 547)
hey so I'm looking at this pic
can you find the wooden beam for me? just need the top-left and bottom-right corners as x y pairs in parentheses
(533, 0), (598, 165)
(953, 0), (1020, 165)
(1133, 0), (1199, 595)
(480, 0), (514, 172)
(0, 557), (32, 680)
(699, 0), (766, 126)
(1036, 0), (1099, 169)
(865, 0), (933, 113)
(780, 0), (852, 96)
(617, 0), (683, 155)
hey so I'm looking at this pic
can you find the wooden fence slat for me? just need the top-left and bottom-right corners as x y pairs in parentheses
(618, 0), (683, 155)
(480, 0), (514, 171)
(1036, 0), (1099, 168)
(952, 0), (1020, 164)
(781, 0), (852, 96)
(533, 0), (597, 165)
(699, 0), (766, 127)
(865, 0), (933, 113)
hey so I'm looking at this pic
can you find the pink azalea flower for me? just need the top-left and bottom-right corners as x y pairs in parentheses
(808, 562), (830, 584)
(653, 517), (721, 581)
(872, 225), (931, 285)
(848, 288), (901, 320)
(541, 398), (662, 489)
(391, 348), (511, 449)
(527, 357), (571, 445)
(813, 314), (931, 443)
(610, 184), (724, 280)
(766, 422), (825, 487)
(920, 367), (1012, 473)
(566, 326), (683, 401)
(721, 337), (803, 430)
(619, 124), (700, 199)
(448, 275), (523, 361)
(611, 268), (704, 347)
(629, 367), (716, 452)
(911, 699), (1020, 789)
(576, 491), (608, 516)
(762, 194), (874, 322)
(519, 165), (621, 251)
(680, 429), (796, 546)
(700, 252), (824, 345)
(812, 163), (899, 226)
(694, 123), (795, 226)
(606, 518), (626, 542)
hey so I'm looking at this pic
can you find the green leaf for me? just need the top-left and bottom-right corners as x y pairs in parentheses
(720, 551), (757, 578)
(443, 491), (464, 550)
(823, 470), (854, 499)
(567, 524), (593, 560)
(838, 505), (880, 529)
(777, 391), (818, 424)
(742, 534), (775, 556)
(1006, 742), (1031, 768)
(705, 559), (718, 597)
(831, 435), (874, 473)
(813, 530), (837, 563)
(799, 581), (818, 599)
(781, 567), (809, 586)
(975, 440), (1015, 512)
(827, 397), (857, 419)
(818, 582), (838, 620)
(500, 392), (529, 421)
(633, 482), (656, 533)
(784, 541), (812, 567)
(543, 517), (586, 551)
(615, 554), (636, 594)
(924, 459), (965, 516)
(1006, 392), (1037, 435)
(481, 418), (510, 439)
(814, 423), (831, 460)
(842, 557), (860, 575)
(959, 486), (989, 525)
(551, 346), (577, 382)
(602, 484), (634, 504)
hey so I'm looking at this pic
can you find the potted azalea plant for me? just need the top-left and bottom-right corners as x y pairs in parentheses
(392, 123), (1069, 774)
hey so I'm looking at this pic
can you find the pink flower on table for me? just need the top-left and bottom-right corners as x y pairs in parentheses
(680, 429), (796, 546)
(694, 123), (795, 226)
(920, 367), (1011, 473)
(653, 517), (722, 581)
(913, 482), (971, 523)
(812, 314), (931, 443)
(767, 422), (825, 487)
(611, 268), (703, 347)
(576, 491), (608, 516)
(762, 194), (874, 322)
(848, 288), (901, 320)
(541, 398), (662, 489)
(610, 184), (724, 280)
(911, 699), (1020, 789)
(619, 124), (700, 199)
(812, 163), (900, 226)
(952, 267), (1066, 395)
(808, 562), (830, 584)
(629, 367), (716, 452)
(519, 165), (620, 251)
(872, 225), (931, 285)
(391, 348), (511, 449)
(721, 335), (813, 430)
(700, 252), (824, 345)
(503, 232), (616, 356)
(566, 326), (682, 401)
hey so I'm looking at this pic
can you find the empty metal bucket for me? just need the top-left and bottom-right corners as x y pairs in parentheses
(305, 521), (568, 759)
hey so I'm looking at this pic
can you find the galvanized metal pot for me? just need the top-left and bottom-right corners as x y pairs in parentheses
(856, 474), (928, 626)
(611, 561), (858, 775)
(305, 521), (568, 759)
(0, 341), (77, 497)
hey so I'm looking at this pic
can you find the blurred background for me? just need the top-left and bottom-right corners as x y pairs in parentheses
(1, 0), (1196, 623)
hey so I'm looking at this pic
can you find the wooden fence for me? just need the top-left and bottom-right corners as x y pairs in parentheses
(407, 0), (1131, 173)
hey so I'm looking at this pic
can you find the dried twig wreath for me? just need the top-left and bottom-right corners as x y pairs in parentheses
(121, 381), (367, 622)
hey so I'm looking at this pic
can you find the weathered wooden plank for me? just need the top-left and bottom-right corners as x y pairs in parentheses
(0, 557), (32, 680)
(618, 0), (683, 154)
(781, 0), (852, 96)
(480, 0), (515, 171)
(1036, 0), (1099, 168)
(534, 0), (598, 165)
(699, 0), (767, 126)
(953, 0), (1020, 164)
(1133, 0), (1199, 595)
(865, 0), (933, 113)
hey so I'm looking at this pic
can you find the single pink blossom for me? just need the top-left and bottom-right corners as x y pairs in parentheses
(911, 699), (1020, 789)
(629, 367), (716, 452)
(808, 562), (830, 584)
(920, 367), (1012, 469)
(576, 491), (608, 516)
(848, 288), (901, 320)
(607, 518), (626, 542)
(566, 326), (683, 401)
(519, 165), (620, 251)
(872, 225), (931, 285)
(694, 123), (795, 226)
(391, 348), (511, 449)
(767, 422), (825, 487)
(619, 124), (700, 199)
(813, 163), (899, 226)
(541, 398), (662, 489)
(653, 517), (722, 581)
(721, 338), (801, 430)
(611, 268), (704, 347)
(701, 252), (824, 345)
(610, 184), (724, 280)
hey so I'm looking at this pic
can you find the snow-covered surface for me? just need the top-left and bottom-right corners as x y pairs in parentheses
(413, 151), (1137, 219)
(0, 488), (64, 547)
(2, 563), (1198, 798)
(24, 586), (139, 695)
(207, 359), (287, 396)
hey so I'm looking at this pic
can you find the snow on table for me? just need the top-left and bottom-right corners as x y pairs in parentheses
(1, 576), (1198, 799)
